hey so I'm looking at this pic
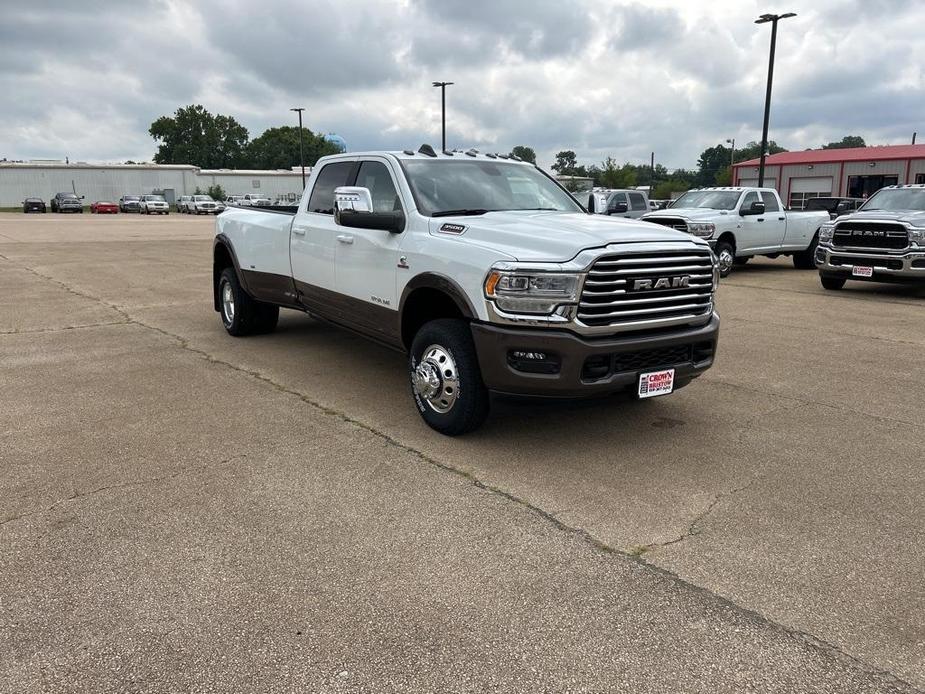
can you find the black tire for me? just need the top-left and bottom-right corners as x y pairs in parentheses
(793, 233), (819, 269)
(409, 319), (489, 435)
(714, 239), (735, 278)
(217, 267), (279, 336)
(733, 256), (750, 267)
(820, 274), (846, 290)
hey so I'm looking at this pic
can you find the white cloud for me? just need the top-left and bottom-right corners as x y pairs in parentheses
(2, 0), (923, 170)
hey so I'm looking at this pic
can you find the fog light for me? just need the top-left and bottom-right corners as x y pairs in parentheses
(507, 349), (561, 374)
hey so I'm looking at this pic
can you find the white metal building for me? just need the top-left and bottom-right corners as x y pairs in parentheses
(0, 161), (308, 206)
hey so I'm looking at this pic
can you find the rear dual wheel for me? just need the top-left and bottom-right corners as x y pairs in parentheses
(714, 240), (735, 278)
(218, 267), (279, 336)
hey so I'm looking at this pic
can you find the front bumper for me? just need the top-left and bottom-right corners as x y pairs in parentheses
(470, 313), (719, 397)
(816, 244), (925, 282)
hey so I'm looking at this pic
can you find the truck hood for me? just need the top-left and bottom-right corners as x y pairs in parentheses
(643, 208), (735, 222)
(834, 209), (925, 226)
(430, 210), (706, 262)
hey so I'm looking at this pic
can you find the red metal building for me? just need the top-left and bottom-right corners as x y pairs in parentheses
(732, 144), (925, 209)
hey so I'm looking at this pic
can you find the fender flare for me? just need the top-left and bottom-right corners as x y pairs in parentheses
(213, 234), (250, 311)
(399, 272), (478, 321)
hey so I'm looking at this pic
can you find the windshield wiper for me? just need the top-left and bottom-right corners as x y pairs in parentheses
(431, 208), (495, 217)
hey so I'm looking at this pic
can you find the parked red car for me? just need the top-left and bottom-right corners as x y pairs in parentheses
(90, 201), (119, 214)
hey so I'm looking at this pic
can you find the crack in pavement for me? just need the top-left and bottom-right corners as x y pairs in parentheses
(643, 482), (756, 552)
(0, 456), (246, 528)
(8, 260), (925, 693)
(0, 321), (130, 336)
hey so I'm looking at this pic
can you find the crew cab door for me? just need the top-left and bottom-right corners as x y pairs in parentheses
(290, 158), (356, 308)
(736, 191), (785, 253)
(333, 157), (404, 341)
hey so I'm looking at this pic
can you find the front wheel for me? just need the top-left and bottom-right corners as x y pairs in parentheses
(820, 274), (846, 291)
(409, 319), (489, 435)
(714, 240), (735, 278)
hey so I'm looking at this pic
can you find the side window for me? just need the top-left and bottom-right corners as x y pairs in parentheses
(355, 161), (402, 213)
(307, 162), (354, 215)
(609, 192), (627, 209)
(760, 191), (780, 212)
(741, 191), (759, 210)
(629, 192), (647, 211)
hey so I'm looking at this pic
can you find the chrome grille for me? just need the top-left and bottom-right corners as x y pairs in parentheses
(833, 222), (908, 250)
(645, 216), (688, 232)
(578, 249), (715, 329)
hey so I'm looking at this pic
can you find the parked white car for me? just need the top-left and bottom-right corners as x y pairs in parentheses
(586, 188), (650, 219)
(211, 147), (720, 435)
(176, 195), (193, 213)
(642, 187), (828, 276)
(188, 195), (225, 215)
(239, 193), (272, 207)
(139, 194), (170, 215)
(225, 195), (246, 206)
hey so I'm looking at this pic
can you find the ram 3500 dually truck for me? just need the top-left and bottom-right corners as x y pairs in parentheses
(642, 187), (828, 277)
(816, 184), (925, 290)
(212, 146), (720, 435)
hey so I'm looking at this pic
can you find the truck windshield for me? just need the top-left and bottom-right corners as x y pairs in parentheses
(672, 190), (742, 210)
(860, 188), (925, 211)
(402, 160), (582, 216)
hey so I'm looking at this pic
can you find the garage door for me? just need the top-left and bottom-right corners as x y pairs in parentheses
(788, 176), (833, 209)
(738, 178), (776, 188)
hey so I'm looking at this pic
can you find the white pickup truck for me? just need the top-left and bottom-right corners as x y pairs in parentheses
(642, 187), (829, 276)
(212, 146), (720, 434)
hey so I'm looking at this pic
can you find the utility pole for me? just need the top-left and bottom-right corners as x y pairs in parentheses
(650, 152), (655, 194)
(290, 107), (306, 189)
(432, 81), (454, 152)
(755, 12), (796, 187)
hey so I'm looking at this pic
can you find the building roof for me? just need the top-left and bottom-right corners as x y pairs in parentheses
(733, 144), (925, 168)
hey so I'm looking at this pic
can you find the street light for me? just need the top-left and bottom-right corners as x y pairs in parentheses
(290, 107), (306, 189)
(432, 81), (454, 152)
(725, 138), (735, 168)
(754, 12), (796, 187)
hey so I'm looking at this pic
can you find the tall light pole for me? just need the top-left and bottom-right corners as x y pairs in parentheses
(755, 12), (795, 187)
(290, 107), (306, 189)
(725, 138), (736, 168)
(432, 81), (454, 152)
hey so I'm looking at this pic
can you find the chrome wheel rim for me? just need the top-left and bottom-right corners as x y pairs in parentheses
(221, 280), (235, 325)
(718, 248), (734, 274)
(412, 344), (459, 414)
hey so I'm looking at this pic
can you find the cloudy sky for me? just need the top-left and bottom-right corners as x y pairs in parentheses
(2, 0), (922, 170)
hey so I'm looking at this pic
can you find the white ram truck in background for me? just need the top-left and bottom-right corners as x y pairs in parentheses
(212, 146), (720, 435)
(642, 187), (829, 276)
(586, 188), (650, 219)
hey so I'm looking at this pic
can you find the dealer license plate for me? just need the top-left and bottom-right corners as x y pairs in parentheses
(638, 369), (675, 399)
(852, 266), (873, 278)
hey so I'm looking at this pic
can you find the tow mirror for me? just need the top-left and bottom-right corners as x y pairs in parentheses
(741, 201), (765, 216)
(608, 201), (629, 215)
(334, 186), (405, 233)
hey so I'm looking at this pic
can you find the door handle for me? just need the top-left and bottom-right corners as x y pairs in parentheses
(778, 216), (785, 221)
(756, 218), (764, 222)
(292, 226), (306, 236)
(336, 234), (354, 244)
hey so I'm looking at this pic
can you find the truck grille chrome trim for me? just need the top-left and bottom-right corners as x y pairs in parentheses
(644, 217), (688, 232)
(577, 249), (715, 329)
(832, 222), (909, 251)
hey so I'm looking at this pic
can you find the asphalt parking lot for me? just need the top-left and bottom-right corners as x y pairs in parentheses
(1, 214), (923, 692)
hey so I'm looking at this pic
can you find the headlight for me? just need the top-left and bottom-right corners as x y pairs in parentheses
(687, 222), (715, 239)
(819, 223), (835, 243)
(484, 267), (581, 315)
(910, 227), (925, 246)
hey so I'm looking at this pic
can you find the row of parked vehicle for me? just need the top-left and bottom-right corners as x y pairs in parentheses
(21, 192), (276, 214)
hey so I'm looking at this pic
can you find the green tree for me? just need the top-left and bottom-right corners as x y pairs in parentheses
(822, 135), (866, 150)
(207, 184), (226, 201)
(653, 179), (691, 200)
(714, 166), (732, 186)
(246, 126), (341, 170)
(149, 105), (249, 168)
(509, 145), (537, 164)
(598, 157), (637, 189)
(696, 140), (786, 186)
(552, 150), (578, 174)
